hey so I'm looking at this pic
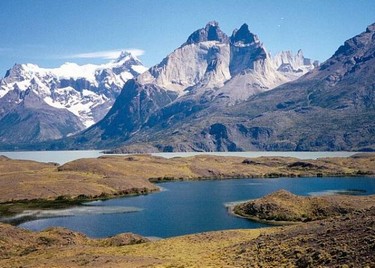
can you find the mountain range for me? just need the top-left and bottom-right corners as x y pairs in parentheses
(0, 52), (147, 145)
(1, 21), (374, 152)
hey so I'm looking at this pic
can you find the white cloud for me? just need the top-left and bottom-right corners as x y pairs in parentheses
(124, 49), (145, 57)
(68, 49), (145, 60)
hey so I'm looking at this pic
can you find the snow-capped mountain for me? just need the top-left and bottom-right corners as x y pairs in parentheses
(0, 51), (147, 145)
(0, 51), (147, 127)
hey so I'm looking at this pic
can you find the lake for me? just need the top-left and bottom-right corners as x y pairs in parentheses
(0, 150), (359, 165)
(18, 177), (375, 238)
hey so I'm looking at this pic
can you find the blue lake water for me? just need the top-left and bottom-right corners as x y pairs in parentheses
(19, 177), (375, 238)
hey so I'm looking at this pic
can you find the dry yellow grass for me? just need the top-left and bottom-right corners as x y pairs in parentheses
(0, 222), (269, 268)
(234, 189), (375, 222)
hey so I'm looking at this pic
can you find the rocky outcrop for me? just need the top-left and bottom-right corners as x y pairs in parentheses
(230, 208), (375, 267)
(234, 190), (375, 222)
(101, 233), (150, 246)
(184, 21), (229, 45)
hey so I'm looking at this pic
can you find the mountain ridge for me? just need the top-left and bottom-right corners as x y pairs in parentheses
(53, 21), (316, 151)
(5, 21), (372, 152)
(106, 22), (375, 153)
(0, 52), (147, 144)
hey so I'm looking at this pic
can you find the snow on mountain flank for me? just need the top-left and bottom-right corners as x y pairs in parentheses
(0, 51), (147, 127)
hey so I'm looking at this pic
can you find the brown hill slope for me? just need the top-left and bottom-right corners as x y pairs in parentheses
(226, 208), (375, 267)
(234, 189), (375, 222)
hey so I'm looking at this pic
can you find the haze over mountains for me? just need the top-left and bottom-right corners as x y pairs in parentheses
(1, 22), (374, 151)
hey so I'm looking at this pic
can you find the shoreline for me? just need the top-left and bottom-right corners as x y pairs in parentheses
(3, 174), (374, 226)
(0, 153), (374, 222)
(0, 186), (160, 222)
(1, 198), (374, 267)
(2, 171), (374, 222)
(0, 150), (363, 165)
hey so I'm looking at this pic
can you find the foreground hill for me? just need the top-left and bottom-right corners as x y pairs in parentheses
(1, 198), (374, 267)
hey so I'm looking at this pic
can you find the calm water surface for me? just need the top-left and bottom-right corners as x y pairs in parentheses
(0, 150), (359, 165)
(19, 177), (375, 238)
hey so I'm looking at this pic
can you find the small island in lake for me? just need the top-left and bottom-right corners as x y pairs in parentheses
(233, 189), (375, 223)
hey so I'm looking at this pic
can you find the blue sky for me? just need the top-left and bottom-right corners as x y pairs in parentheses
(0, 0), (374, 75)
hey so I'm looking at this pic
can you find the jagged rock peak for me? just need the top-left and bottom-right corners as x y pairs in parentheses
(230, 23), (259, 45)
(4, 64), (20, 78)
(184, 21), (229, 45)
(114, 51), (132, 63)
(366, 22), (375, 33)
(327, 21), (375, 63)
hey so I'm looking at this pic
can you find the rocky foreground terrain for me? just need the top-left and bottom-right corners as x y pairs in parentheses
(0, 195), (374, 267)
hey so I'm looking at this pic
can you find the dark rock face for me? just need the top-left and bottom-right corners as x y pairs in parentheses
(184, 21), (229, 45)
(230, 23), (258, 45)
(0, 89), (84, 144)
(237, 125), (273, 141)
(208, 123), (238, 151)
(99, 80), (178, 139)
(229, 24), (267, 76)
(67, 79), (178, 148)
